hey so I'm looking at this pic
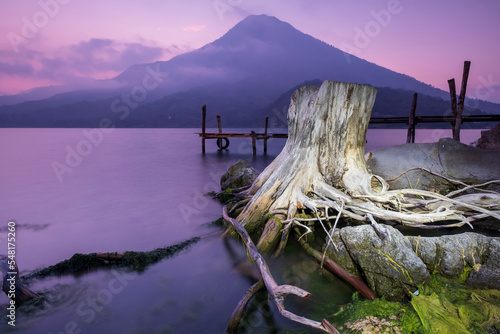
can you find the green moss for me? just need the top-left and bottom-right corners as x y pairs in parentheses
(208, 189), (235, 204)
(209, 217), (225, 227)
(458, 266), (473, 283)
(329, 274), (500, 333)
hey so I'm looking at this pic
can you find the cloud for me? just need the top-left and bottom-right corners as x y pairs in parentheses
(182, 25), (206, 32)
(0, 38), (189, 84)
(0, 61), (35, 76)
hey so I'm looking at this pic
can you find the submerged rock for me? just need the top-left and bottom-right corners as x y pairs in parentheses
(475, 123), (500, 151)
(367, 138), (500, 193)
(220, 160), (259, 191)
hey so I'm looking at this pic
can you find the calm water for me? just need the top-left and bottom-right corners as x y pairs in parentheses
(0, 128), (485, 333)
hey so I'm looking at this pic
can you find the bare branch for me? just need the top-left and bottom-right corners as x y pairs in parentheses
(223, 206), (337, 333)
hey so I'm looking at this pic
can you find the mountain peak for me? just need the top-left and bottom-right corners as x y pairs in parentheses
(237, 14), (286, 25)
(212, 14), (299, 45)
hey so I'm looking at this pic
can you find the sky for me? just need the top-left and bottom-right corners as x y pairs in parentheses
(0, 0), (499, 103)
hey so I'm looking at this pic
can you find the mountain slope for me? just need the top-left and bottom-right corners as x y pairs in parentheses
(116, 14), (445, 99)
(0, 14), (498, 127)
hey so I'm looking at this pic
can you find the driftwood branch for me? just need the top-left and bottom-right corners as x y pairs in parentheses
(293, 228), (376, 300)
(226, 279), (265, 333)
(223, 205), (338, 333)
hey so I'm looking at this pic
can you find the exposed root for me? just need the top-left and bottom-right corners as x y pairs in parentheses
(226, 279), (265, 333)
(385, 167), (500, 196)
(223, 205), (338, 333)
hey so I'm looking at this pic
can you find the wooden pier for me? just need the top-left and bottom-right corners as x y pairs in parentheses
(197, 61), (499, 153)
(197, 105), (287, 155)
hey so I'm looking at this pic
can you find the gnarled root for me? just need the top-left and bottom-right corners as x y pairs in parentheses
(223, 206), (339, 333)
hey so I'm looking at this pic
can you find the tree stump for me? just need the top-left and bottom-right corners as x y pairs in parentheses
(227, 80), (499, 251)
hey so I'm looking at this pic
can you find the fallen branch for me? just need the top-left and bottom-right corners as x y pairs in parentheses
(223, 205), (338, 333)
(226, 279), (265, 333)
(293, 228), (376, 300)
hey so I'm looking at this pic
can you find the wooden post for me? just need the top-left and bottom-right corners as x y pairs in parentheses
(251, 131), (256, 156)
(448, 78), (458, 133)
(216, 114), (222, 133)
(202, 105), (206, 154)
(264, 116), (269, 153)
(455, 61), (471, 141)
(407, 93), (417, 143)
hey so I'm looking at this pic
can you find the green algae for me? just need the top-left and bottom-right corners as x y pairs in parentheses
(328, 274), (500, 333)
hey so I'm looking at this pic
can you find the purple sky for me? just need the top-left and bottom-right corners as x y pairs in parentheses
(1, 0), (499, 103)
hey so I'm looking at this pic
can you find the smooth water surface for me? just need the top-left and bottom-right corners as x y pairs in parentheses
(0, 128), (485, 333)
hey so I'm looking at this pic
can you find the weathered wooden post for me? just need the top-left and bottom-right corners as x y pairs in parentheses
(217, 114), (222, 133)
(251, 131), (257, 156)
(448, 61), (471, 142)
(202, 105), (207, 154)
(455, 61), (471, 141)
(407, 93), (418, 143)
(264, 116), (269, 153)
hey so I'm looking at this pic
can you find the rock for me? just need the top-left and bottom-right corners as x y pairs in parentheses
(328, 224), (429, 301)
(407, 233), (489, 277)
(325, 229), (362, 278)
(327, 226), (500, 301)
(466, 238), (500, 290)
(475, 123), (500, 150)
(367, 138), (500, 193)
(406, 233), (500, 290)
(220, 160), (260, 191)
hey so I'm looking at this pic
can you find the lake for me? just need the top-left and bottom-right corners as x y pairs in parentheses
(0, 128), (486, 333)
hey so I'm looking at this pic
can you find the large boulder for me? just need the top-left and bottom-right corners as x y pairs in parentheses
(367, 138), (500, 193)
(220, 160), (259, 191)
(475, 123), (500, 150)
(326, 224), (429, 301)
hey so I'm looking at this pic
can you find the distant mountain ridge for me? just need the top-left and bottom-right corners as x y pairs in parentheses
(0, 14), (498, 127)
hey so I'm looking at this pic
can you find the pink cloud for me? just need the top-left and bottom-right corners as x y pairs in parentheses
(182, 25), (207, 32)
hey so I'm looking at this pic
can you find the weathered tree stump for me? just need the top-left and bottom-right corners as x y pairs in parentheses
(227, 80), (499, 250)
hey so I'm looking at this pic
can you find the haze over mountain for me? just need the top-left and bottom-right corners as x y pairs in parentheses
(0, 14), (497, 128)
